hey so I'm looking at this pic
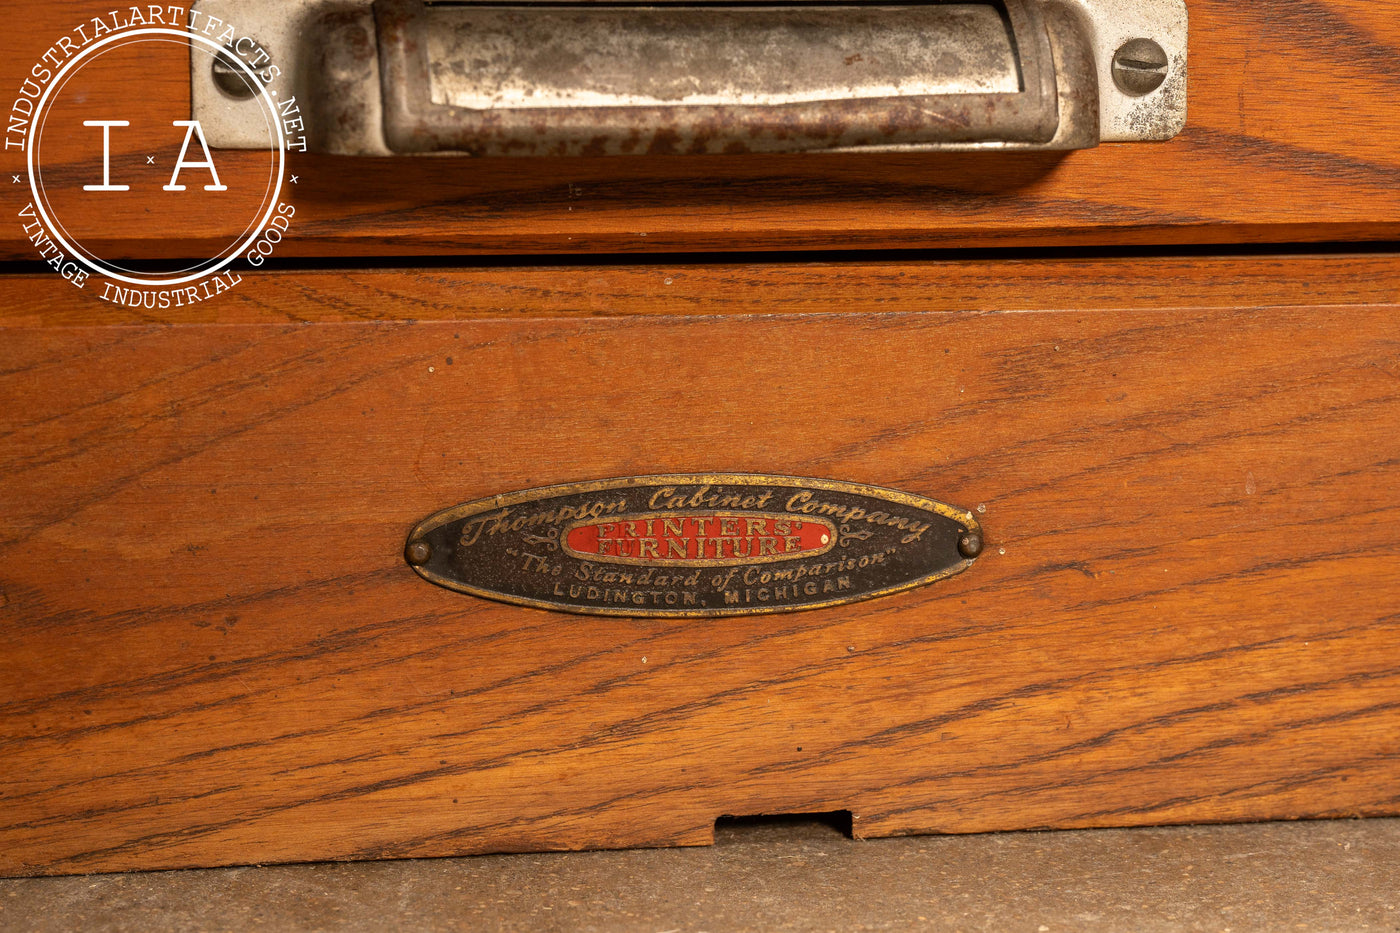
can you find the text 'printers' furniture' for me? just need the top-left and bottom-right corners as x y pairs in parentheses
(2, 0), (1399, 876)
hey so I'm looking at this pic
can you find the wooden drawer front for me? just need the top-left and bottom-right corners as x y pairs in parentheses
(2, 0), (1400, 258)
(1, 256), (1398, 876)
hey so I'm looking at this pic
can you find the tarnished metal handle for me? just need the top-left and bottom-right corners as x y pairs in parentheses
(369, 0), (1080, 155)
(195, 0), (1187, 155)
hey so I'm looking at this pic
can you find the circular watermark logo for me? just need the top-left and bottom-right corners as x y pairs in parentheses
(7, 9), (304, 305)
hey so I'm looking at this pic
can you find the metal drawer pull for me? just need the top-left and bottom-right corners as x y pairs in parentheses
(194, 0), (1187, 155)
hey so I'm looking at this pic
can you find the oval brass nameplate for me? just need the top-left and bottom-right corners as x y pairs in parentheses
(405, 474), (982, 617)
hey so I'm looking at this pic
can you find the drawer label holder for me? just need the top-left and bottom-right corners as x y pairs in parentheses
(405, 474), (982, 617)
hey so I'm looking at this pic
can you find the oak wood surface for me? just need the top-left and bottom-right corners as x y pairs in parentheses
(2, 0), (1400, 258)
(2, 254), (1399, 875)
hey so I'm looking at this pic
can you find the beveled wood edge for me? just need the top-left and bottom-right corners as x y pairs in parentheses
(4, 252), (1400, 327)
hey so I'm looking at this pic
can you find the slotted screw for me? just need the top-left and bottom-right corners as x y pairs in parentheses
(1112, 39), (1169, 96)
(211, 47), (260, 100)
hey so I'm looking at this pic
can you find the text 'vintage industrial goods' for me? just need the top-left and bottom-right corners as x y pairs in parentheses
(405, 475), (982, 616)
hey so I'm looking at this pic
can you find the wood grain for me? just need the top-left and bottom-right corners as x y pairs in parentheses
(2, 255), (1399, 876)
(3, 0), (1400, 258)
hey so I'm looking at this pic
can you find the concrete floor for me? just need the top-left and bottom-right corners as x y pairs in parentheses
(2, 817), (1398, 932)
